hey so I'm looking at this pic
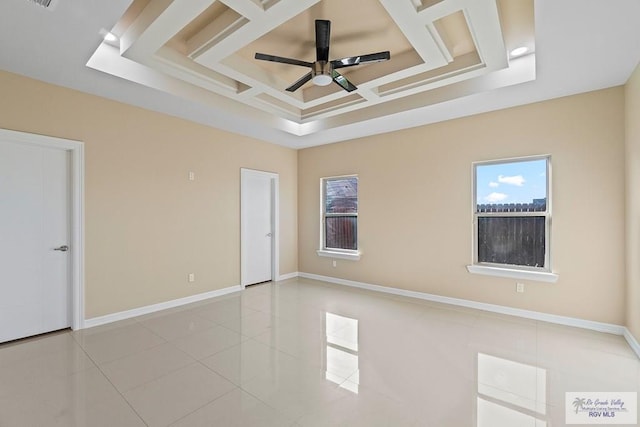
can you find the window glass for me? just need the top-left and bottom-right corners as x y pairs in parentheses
(475, 158), (547, 210)
(477, 217), (545, 267)
(474, 157), (550, 270)
(322, 176), (358, 252)
(325, 178), (358, 214)
(325, 217), (357, 250)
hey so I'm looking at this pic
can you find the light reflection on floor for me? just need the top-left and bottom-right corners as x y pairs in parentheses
(325, 312), (359, 393)
(477, 353), (548, 426)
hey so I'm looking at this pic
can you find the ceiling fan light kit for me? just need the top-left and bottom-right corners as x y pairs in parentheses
(312, 62), (332, 86)
(255, 19), (390, 93)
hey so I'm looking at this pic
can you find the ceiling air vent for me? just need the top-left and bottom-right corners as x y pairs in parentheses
(27, 0), (57, 10)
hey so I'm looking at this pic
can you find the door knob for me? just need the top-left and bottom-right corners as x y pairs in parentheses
(266, 233), (272, 237)
(53, 245), (69, 252)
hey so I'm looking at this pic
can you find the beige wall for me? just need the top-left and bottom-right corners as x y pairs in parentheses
(299, 88), (626, 324)
(0, 68), (630, 327)
(0, 70), (298, 318)
(626, 62), (640, 338)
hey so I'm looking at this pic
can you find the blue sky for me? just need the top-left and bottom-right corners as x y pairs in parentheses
(476, 158), (547, 205)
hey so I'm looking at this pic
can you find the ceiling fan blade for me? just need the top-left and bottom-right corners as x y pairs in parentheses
(255, 53), (313, 68)
(332, 51), (391, 69)
(332, 70), (357, 92)
(286, 72), (313, 92)
(315, 20), (331, 62)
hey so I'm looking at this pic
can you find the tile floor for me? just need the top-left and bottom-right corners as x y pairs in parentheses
(0, 277), (638, 426)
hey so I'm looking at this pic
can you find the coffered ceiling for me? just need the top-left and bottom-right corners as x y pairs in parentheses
(1, 0), (639, 148)
(89, 0), (534, 138)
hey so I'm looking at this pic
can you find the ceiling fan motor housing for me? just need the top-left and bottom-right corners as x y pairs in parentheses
(312, 61), (332, 86)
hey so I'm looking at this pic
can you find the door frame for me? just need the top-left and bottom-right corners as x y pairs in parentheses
(0, 129), (85, 330)
(240, 168), (279, 289)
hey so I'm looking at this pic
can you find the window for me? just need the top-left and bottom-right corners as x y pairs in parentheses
(469, 156), (557, 282)
(318, 176), (359, 260)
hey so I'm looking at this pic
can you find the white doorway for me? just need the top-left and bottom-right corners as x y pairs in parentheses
(0, 129), (84, 342)
(241, 168), (279, 288)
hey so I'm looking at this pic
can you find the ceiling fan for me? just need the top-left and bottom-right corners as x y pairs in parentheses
(254, 20), (390, 93)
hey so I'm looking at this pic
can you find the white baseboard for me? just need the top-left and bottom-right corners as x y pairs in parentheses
(624, 328), (640, 359)
(277, 272), (299, 281)
(298, 272), (626, 336)
(80, 272), (640, 360)
(82, 285), (242, 329)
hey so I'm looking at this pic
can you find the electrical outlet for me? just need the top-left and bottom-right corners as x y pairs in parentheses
(516, 282), (525, 293)
(332, 260), (337, 267)
(188, 273), (195, 283)
(188, 171), (195, 181)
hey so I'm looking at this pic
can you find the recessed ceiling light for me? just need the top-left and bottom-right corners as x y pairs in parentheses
(103, 32), (119, 43)
(510, 46), (529, 57)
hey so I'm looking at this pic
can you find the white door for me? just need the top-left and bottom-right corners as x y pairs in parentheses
(241, 169), (276, 287)
(0, 139), (71, 342)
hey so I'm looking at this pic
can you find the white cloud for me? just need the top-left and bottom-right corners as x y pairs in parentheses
(498, 174), (525, 186)
(489, 181), (499, 188)
(484, 192), (508, 203)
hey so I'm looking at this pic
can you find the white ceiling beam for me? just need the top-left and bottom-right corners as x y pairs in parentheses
(187, 9), (248, 58)
(120, 0), (172, 57)
(292, 54), (535, 136)
(415, 0), (467, 22)
(193, 0), (320, 65)
(154, 46), (239, 93)
(217, 55), (306, 105)
(377, 0), (450, 67)
(88, 41), (286, 133)
(462, 0), (507, 70)
(219, 0), (265, 21)
(235, 86), (262, 101)
(121, 0), (215, 61)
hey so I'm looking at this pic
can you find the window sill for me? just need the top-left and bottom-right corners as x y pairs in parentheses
(317, 250), (361, 261)
(466, 264), (558, 283)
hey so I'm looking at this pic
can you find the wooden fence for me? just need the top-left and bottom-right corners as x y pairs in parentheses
(477, 200), (546, 213)
(477, 216), (545, 267)
(325, 216), (357, 250)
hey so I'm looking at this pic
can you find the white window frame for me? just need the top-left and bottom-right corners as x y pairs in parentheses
(317, 175), (360, 261)
(467, 155), (558, 283)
